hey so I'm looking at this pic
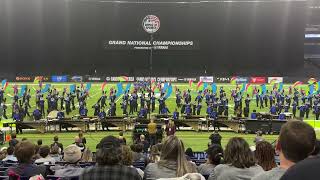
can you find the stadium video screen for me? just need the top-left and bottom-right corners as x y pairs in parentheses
(0, 0), (307, 75)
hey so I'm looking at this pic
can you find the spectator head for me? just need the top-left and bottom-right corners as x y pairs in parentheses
(135, 144), (144, 153)
(39, 145), (50, 158)
(14, 141), (36, 163)
(11, 133), (16, 139)
(96, 136), (122, 166)
(159, 135), (197, 177)
(54, 136), (59, 142)
(81, 148), (93, 162)
(140, 134), (145, 141)
(185, 148), (194, 158)
(7, 146), (15, 156)
(64, 145), (82, 164)
(206, 144), (223, 165)
(21, 138), (27, 141)
(276, 120), (316, 163)
(37, 139), (42, 146)
(50, 144), (60, 155)
(150, 145), (161, 163)
(119, 131), (124, 137)
(255, 141), (277, 171)
(310, 140), (320, 156)
(130, 144), (136, 152)
(121, 145), (133, 166)
(78, 131), (84, 138)
(224, 137), (256, 168)
(209, 132), (222, 146)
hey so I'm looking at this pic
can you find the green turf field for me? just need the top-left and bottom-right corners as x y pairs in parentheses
(0, 82), (317, 120)
(0, 82), (319, 151)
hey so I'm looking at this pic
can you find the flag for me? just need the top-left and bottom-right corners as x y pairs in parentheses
(240, 83), (246, 92)
(70, 84), (76, 93)
(211, 83), (217, 93)
(278, 82), (283, 92)
(260, 84), (267, 95)
(124, 83), (132, 93)
(1, 79), (6, 87)
(202, 82), (208, 91)
(85, 83), (92, 91)
(293, 81), (303, 88)
(230, 76), (237, 85)
(162, 82), (169, 93)
(196, 81), (203, 91)
(41, 84), (51, 93)
(118, 76), (129, 82)
(116, 82), (123, 97)
(101, 82), (107, 91)
(309, 84), (314, 95)
(164, 85), (173, 99)
(308, 78), (317, 84)
(188, 80), (193, 88)
(19, 85), (27, 98)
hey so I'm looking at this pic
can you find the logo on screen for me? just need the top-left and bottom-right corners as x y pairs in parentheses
(142, 15), (160, 34)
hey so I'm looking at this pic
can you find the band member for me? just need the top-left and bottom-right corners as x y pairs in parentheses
(99, 110), (109, 131)
(13, 109), (23, 134)
(32, 107), (42, 121)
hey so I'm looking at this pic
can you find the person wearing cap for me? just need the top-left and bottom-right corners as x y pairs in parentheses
(54, 145), (84, 178)
(80, 135), (141, 180)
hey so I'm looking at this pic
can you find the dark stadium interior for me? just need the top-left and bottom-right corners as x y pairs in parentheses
(0, 0), (318, 76)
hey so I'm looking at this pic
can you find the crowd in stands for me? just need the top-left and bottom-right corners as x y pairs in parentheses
(0, 120), (318, 180)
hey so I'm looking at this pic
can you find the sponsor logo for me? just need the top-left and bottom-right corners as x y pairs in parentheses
(71, 76), (83, 82)
(34, 76), (49, 82)
(216, 77), (231, 83)
(250, 77), (266, 84)
(52, 76), (68, 82)
(110, 77), (135, 82)
(135, 77), (156, 82)
(268, 77), (283, 83)
(88, 77), (101, 81)
(142, 15), (160, 34)
(199, 76), (214, 83)
(15, 76), (32, 81)
(156, 77), (177, 82)
(232, 77), (249, 84)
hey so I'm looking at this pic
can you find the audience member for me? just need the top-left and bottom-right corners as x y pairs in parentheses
(198, 145), (223, 176)
(132, 144), (149, 163)
(144, 135), (197, 179)
(208, 137), (263, 180)
(0, 147), (8, 160)
(80, 135), (141, 180)
(254, 141), (276, 171)
(74, 136), (86, 151)
(37, 139), (43, 146)
(2, 146), (18, 163)
(158, 173), (206, 180)
(78, 131), (87, 145)
(54, 145), (84, 177)
(7, 141), (47, 178)
(165, 120), (176, 136)
(252, 120), (316, 180)
(9, 133), (19, 147)
(185, 148), (194, 161)
(50, 144), (62, 162)
(51, 136), (63, 152)
(148, 117), (157, 146)
(118, 131), (127, 145)
(81, 148), (93, 162)
(35, 145), (56, 165)
(150, 144), (161, 163)
(279, 156), (320, 180)
(121, 145), (144, 178)
(309, 139), (320, 158)
(209, 131), (222, 146)
(139, 135), (150, 153)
